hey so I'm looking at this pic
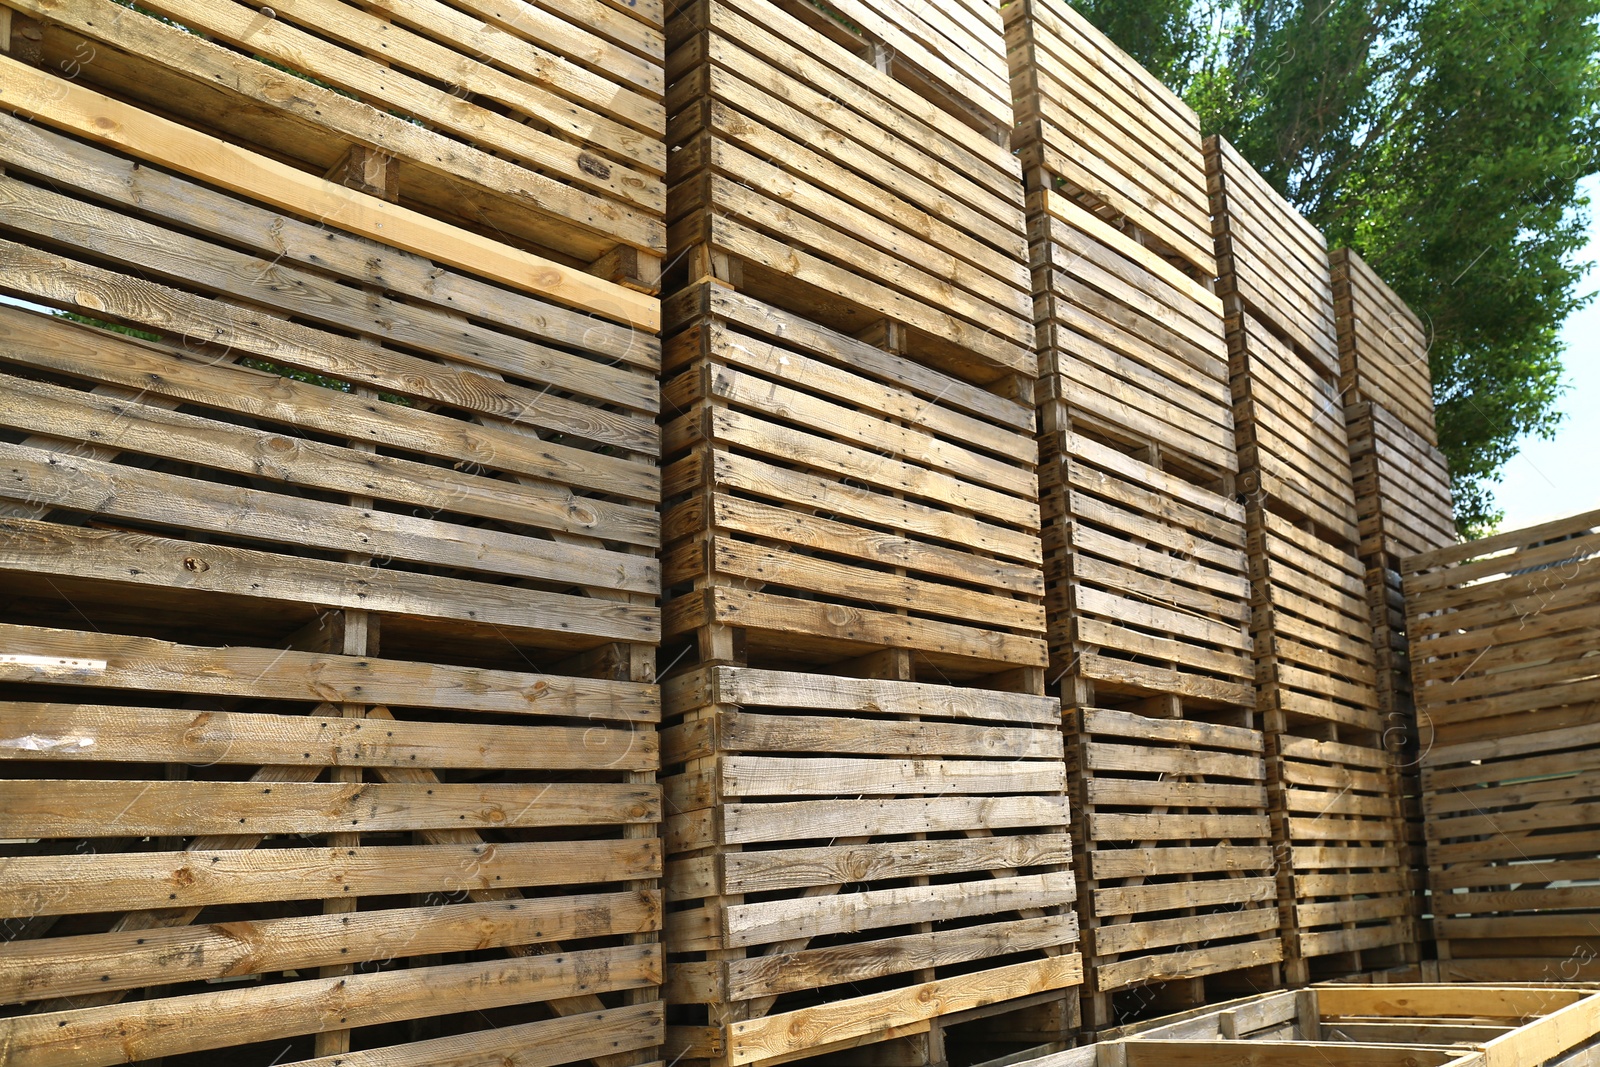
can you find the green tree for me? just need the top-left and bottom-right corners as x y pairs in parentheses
(1076, 0), (1600, 536)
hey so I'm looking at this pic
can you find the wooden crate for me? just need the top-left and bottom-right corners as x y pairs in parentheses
(1270, 732), (1417, 975)
(1061, 985), (1600, 1067)
(1347, 401), (1456, 563)
(1042, 435), (1254, 713)
(662, 666), (1083, 1067)
(765, 0), (1018, 135)
(1205, 136), (1340, 380)
(1065, 707), (1281, 1019)
(1250, 506), (1416, 982)
(1230, 309), (1361, 549)
(664, 0), (1035, 387)
(2, 0), (667, 291)
(0, 112), (660, 662)
(1030, 191), (1237, 486)
(1406, 509), (1600, 979)
(661, 283), (1047, 678)
(1005, 0), (1216, 278)
(0, 620), (662, 1067)
(1331, 247), (1438, 447)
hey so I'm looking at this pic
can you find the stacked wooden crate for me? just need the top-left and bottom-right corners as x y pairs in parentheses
(1206, 136), (1415, 985)
(0, 3), (666, 1063)
(1330, 246), (1456, 938)
(660, 2), (1081, 1064)
(1006, 0), (1279, 1028)
(1407, 509), (1600, 983)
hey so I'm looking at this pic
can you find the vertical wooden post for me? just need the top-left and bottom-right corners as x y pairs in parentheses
(314, 141), (395, 1061)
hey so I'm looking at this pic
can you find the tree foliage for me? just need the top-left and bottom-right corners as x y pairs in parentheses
(1075, 0), (1600, 535)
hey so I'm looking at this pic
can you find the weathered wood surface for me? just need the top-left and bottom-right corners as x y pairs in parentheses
(1031, 191), (1236, 482)
(1206, 136), (1340, 379)
(665, 0), (1033, 382)
(1042, 435), (1254, 708)
(1331, 247), (1438, 447)
(797, 0), (1016, 133)
(662, 666), (1080, 1066)
(3, 0), (668, 293)
(662, 284), (1046, 675)
(1006, 0), (1216, 277)
(1066, 707), (1282, 996)
(1269, 731), (1417, 966)
(1348, 401), (1456, 562)
(1408, 509), (1600, 973)
(1230, 311), (1361, 548)
(0, 115), (661, 651)
(1240, 503), (1413, 973)
(1249, 507), (1381, 732)
(0, 621), (663, 1066)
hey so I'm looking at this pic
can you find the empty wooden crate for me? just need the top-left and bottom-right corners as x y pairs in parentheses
(663, 667), (1082, 1067)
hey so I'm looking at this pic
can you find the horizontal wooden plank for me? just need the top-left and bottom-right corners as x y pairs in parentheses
(1092, 939), (1283, 993)
(707, 711), (1060, 760)
(1092, 877), (1276, 918)
(725, 956), (1083, 1066)
(721, 871), (1076, 949)
(718, 796), (1070, 846)
(0, 890), (659, 1003)
(1090, 813), (1271, 840)
(0, 780), (658, 837)
(1090, 846), (1273, 880)
(0, 622), (657, 721)
(1084, 741), (1263, 780)
(718, 755), (1065, 797)
(1086, 779), (1267, 809)
(716, 834), (1072, 896)
(0, 943), (660, 1067)
(281, 1004), (662, 1067)
(720, 915), (1076, 1002)
(1079, 708), (1262, 752)
(1092, 905), (1278, 956)
(686, 586), (1048, 667)
(0, 840), (659, 919)
(0, 703), (655, 771)
(679, 666), (1060, 725)
(1121, 1041), (1457, 1067)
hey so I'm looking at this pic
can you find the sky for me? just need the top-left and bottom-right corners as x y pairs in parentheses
(1492, 173), (1600, 532)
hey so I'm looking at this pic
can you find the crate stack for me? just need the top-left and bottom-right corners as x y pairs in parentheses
(1205, 136), (1416, 985)
(1005, 0), (1279, 1028)
(1329, 246), (1456, 935)
(1407, 509), (1600, 983)
(0, 2), (666, 1063)
(659, 1), (1082, 1064)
